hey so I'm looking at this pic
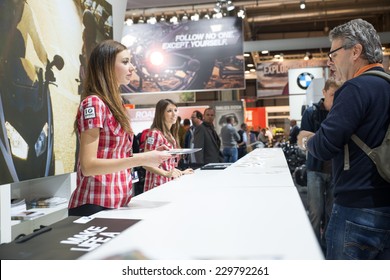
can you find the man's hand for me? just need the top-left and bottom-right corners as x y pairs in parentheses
(297, 130), (315, 150)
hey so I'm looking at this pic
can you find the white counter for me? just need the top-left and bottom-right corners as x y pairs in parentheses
(82, 148), (323, 260)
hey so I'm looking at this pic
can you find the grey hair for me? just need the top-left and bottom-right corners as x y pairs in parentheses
(329, 19), (383, 64)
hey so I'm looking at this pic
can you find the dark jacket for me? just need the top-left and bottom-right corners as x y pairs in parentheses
(237, 129), (247, 149)
(193, 122), (223, 164)
(307, 67), (390, 208)
(301, 99), (329, 172)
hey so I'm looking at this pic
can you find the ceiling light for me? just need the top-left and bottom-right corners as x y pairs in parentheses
(214, 0), (236, 14)
(147, 15), (157, 24)
(182, 12), (189, 21)
(226, 1), (235, 11)
(125, 18), (133, 25)
(170, 14), (178, 24)
(129, 1), (242, 25)
(138, 16), (145, 24)
(191, 10), (200, 21)
(213, 12), (223, 19)
(214, 2), (222, 13)
(300, 0), (306, 10)
(237, 8), (245, 19)
(203, 10), (211, 19)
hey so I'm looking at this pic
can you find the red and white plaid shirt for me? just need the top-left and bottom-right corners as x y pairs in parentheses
(69, 95), (133, 209)
(143, 129), (179, 192)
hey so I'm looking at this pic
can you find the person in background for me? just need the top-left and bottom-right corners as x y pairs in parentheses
(246, 125), (258, 152)
(298, 19), (390, 260)
(220, 115), (240, 163)
(185, 111), (202, 149)
(257, 128), (268, 148)
(289, 119), (300, 145)
(237, 123), (248, 159)
(194, 107), (224, 165)
(131, 128), (150, 197)
(69, 40), (171, 216)
(179, 117), (191, 149)
(184, 110), (203, 168)
(299, 78), (343, 252)
(264, 127), (273, 147)
(143, 99), (193, 192)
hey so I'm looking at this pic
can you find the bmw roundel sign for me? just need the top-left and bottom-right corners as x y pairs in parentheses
(288, 67), (324, 94)
(297, 72), (315, 90)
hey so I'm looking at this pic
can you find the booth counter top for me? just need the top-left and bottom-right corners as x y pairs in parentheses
(82, 148), (323, 260)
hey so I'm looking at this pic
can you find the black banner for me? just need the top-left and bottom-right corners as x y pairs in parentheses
(121, 17), (245, 94)
(0, 217), (139, 260)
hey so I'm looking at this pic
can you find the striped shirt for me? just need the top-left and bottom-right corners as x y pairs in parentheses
(143, 129), (178, 192)
(69, 95), (133, 209)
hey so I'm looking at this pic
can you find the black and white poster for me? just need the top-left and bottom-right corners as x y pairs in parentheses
(121, 17), (245, 94)
(0, 0), (113, 184)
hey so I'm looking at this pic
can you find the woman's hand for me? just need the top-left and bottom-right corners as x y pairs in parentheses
(142, 150), (172, 169)
(182, 168), (194, 175)
(156, 144), (170, 151)
(166, 168), (182, 178)
(165, 167), (194, 178)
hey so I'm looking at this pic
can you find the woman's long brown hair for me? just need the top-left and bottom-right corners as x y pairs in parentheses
(150, 99), (180, 147)
(74, 40), (132, 135)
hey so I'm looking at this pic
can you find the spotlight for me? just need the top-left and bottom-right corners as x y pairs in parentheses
(214, 2), (222, 13)
(125, 18), (133, 25)
(170, 13), (178, 24)
(138, 16), (145, 24)
(226, 1), (235, 11)
(213, 12), (223, 19)
(300, 0), (306, 10)
(214, 0), (236, 14)
(147, 15), (157, 24)
(191, 10), (200, 21)
(237, 8), (245, 19)
(182, 12), (189, 21)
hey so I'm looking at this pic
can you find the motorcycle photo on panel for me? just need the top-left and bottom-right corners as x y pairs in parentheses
(121, 17), (244, 94)
(0, 55), (64, 184)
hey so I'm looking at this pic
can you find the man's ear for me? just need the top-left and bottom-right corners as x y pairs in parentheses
(353, 43), (363, 60)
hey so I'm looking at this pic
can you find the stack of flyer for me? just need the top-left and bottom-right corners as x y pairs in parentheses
(11, 198), (27, 216)
(30, 196), (68, 208)
(11, 198), (44, 220)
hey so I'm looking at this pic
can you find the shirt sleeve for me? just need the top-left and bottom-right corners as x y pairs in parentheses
(78, 96), (106, 133)
(300, 107), (315, 132)
(145, 130), (163, 151)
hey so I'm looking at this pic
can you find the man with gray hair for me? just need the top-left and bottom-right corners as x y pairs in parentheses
(298, 19), (390, 260)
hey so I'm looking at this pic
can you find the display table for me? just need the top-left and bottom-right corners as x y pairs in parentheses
(82, 148), (323, 260)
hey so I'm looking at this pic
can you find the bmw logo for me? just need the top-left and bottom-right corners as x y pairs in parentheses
(297, 72), (315, 90)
